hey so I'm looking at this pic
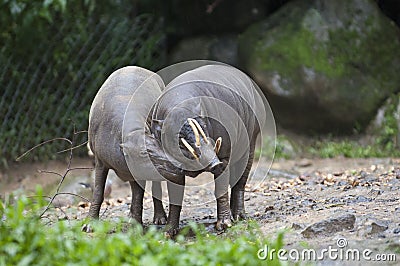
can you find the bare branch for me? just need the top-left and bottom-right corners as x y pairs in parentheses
(56, 192), (90, 202)
(16, 138), (72, 161)
(74, 130), (88, 135)
(68, 167), (93, 171)
(40, 125), (82, 218)
(37, 170), (64, 179)
(57, 140), (89, 154)
(19, 124), (92, 220)
(27, 195), (52, 200)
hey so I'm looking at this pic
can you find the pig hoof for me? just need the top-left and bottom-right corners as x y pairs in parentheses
(129, 213), (143, 225)
(153, 214), (167, 225)
(81, 223), (93, 233)
(215, 217), (233, 231)
(164, 228), (179, 239)
(232, 211), (248, 221)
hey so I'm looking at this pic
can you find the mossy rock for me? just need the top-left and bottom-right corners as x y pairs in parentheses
(367, 93), (400, 149)
(238, 0), (400, 134)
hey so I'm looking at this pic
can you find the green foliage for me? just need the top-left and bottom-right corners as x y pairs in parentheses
(308, 94), (400, 158)
(0, 197), (284, 266)
(308, 137), (400, 159)
(375, 94), (400, 152)
(308, 140), (379, 158)
(0, 0), (165, 163)
(256, 135), (296, 160)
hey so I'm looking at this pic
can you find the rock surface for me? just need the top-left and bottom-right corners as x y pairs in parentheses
(239, 0), (400, 133)
(168, 35), (239, 66)
(301, 213), (356, 238)
(164, 0), (275, 37)
(367, 92), (400, 147)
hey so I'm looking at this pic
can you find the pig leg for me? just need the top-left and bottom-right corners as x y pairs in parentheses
(88, 159), (109, 219)
(129, 180), (145, 224)
(152, 181), (167, 225)
(230, 175), (249, 220)
(165, 178), (185, 237)
(230, 143), (255, 220)
(214, 167), (232, 231)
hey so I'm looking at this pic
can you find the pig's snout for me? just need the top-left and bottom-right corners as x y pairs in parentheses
(209, 157), (223, 174)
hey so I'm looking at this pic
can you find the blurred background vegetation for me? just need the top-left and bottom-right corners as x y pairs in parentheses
(1, 0), (400, 165)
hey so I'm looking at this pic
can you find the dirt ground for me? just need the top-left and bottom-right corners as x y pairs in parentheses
(1, 157), (399, 265)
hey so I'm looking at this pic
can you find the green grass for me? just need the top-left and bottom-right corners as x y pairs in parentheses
(307, 140), (387, 158)
(0, 193), (284, 266)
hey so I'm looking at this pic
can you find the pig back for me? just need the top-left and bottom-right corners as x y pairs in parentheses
(88, 66), (164, 180)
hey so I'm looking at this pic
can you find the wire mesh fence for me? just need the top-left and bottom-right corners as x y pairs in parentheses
(0, 14), (166, 165)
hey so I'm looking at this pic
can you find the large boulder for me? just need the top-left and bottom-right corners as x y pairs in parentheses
(367, 93), (400, 149)
(239, 0), (400, 133)
(168, 35), (239, 66)
(162, 0), (280, 37)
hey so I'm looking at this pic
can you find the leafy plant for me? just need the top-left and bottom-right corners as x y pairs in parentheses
(307, 94), (400, 158)
(0, 195), (284, 266)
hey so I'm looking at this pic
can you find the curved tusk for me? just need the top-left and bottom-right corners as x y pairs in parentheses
(181, 138), (198, 159)
(187, 118), (200, 147)
(214, 137), (222, 154)
(189, 118), (209, 144)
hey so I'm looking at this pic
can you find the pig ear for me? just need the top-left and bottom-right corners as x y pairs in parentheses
(151, 119), (164, 133)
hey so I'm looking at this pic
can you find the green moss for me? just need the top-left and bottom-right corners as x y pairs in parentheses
(255, 25), (346, 79)
(247, 5), (400, 92)
(376, 94), (400, 151)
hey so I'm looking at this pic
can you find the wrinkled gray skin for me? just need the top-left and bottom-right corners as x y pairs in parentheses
(151, 65), (260, 235)
(88, 65), (261, 237)
(88, 66), (182, 226)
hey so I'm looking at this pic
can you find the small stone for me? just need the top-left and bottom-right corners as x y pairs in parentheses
(364, 175), (378, 183)
(296, 159), (312, 168)
(264, 205), (274, 212)
(393, 228), (400, 234)
(328, 197), (341, 204)
(392, 168), (400, 179)
(354, 196), (371, 203)
(337, 181), (348, 186)
(301, 213), (356, 238)
(360, 171), (368, 178)
(333, 171), (344, 176)
(78, 202), (89, 208)
(292, 223), (303, 230)
(368, 222), (388, 235)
